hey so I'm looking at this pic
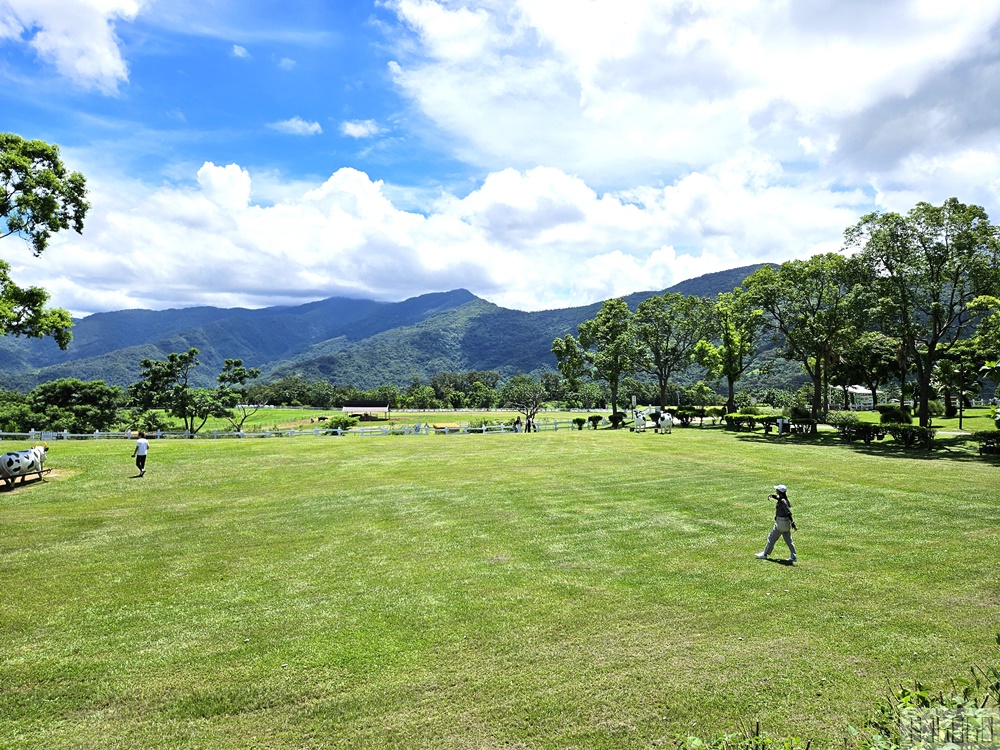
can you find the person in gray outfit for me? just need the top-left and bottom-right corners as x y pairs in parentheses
(755, 484), (797, 563)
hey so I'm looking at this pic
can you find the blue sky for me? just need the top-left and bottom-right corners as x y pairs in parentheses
(3, 0), (1000, 316)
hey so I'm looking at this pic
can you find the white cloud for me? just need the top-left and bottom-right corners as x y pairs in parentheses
(268, 117), (323, 136)
(340, 119), (383, 138)
(276, 56), (295, 70)
(231, 43), (250, 58)
(25, 159), (871, 317)
(384, 0), (1000, 185)
(0, 0), (143, 92)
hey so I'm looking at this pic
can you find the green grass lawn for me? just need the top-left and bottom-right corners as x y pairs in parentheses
(1, 428), (998, 748)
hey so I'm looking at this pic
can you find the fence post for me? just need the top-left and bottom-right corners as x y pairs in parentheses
(212, 430), (217, 439)
(314, 428), (319, 436)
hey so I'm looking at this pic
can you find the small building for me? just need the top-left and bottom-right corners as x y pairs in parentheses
(846, 385), (874, 410)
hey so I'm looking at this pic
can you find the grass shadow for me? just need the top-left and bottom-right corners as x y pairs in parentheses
(730, 430), (995, 464)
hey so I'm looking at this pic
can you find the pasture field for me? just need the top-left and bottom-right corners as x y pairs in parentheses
(1, 427), (998, 748)
(192, 407), (595, 433)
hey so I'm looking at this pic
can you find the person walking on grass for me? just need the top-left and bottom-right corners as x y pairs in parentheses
(132, 431), (149, 477)
(755, 484), (797, 563)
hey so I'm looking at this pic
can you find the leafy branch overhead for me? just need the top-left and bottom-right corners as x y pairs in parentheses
(0, 133), (89, 349)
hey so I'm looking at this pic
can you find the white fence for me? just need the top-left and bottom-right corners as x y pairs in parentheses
(0, 418), (612, 442)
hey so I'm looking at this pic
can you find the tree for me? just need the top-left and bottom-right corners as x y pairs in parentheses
(745, 254), (859, 425)
(499, 375), (548, 423)
(836, 331), (899, 409)
(217, 358), (262, 432)
(0, 134), (89, 350)
(0, 262), (73, 348)
(574, 298), (636, 418)
(25, 378), (123, 433)
(845, 198), (1000, 426)
(551, 334), (588, 394)
(694, 288), (767, 413)
(1, 134), (88, 255)
(128, 348), (230, 435)
(633, 293), (712, 408)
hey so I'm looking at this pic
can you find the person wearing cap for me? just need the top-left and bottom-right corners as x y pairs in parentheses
(755, 484), (797, 562)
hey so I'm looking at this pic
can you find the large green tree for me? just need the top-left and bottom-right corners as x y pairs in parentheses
(128, 348), (231, 436)
(745, 254), (859, 425)
(499, 375), (548, 424)
(632, 292), (712, 408)
(694, 288), (767, 413)
(563, 298), (636, 417)
(845, 198), (1000, 426)
(25, 378), (123, 433)
(0, 134), (88, 349)
(217, 358), (262, 432)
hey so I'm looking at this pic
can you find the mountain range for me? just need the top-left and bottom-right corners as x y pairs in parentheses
(0, 264), (766, 391)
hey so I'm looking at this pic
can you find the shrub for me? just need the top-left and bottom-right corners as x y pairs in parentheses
(825, 411), (859, 427)
(724, 413), (757, 430)
(876, 404), (912, 424)
(883, 423), (935, 449)
(587, 414), (603, 429)
(572, 417), (587, 430)
(928, 399), (945, 417)
(325, 414), (359, 431)
(970, 429), (1000, 455)
(705, 406), (724, 425)
(789, 404), (812, 420)
(674, 407), (700, 427)
(609, 413), (627, 429)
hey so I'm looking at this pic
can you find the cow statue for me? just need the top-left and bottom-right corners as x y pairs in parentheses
(0, 444), (48, 487)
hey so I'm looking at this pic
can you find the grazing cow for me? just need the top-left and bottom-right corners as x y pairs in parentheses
(0, 444), (48, 487)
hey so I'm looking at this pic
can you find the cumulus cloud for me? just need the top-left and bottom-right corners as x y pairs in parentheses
(276, 56), (295, 70)
(340, 119), (383, 138)
(0, 0), (143, 92)
(268, 117), (323, 136)
(384, 0), (1000, 186)
(231, 43), (250, 58)
(24, 159), (871, 316)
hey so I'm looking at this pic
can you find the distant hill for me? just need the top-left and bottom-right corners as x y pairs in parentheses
(0, 264), (770, 390)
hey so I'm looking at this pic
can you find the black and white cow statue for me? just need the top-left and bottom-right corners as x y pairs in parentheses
(0, 444), (48, 487)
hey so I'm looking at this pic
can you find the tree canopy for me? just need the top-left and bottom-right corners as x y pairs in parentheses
(1, 134), (89, 256)
(0, 134), (88, 350)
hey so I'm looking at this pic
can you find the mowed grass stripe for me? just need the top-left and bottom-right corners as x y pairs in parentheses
(0, 430), (997, 748)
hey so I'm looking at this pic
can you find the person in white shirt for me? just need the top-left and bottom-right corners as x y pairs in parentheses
(131, 431), (150, 477)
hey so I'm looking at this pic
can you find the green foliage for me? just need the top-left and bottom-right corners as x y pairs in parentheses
(128, 348), (232, 436)
(876, 404), (912, 424)
(608, 412), (627, 428)
(0, 133), (89, 255)
(25, 378), (123, 433)
(724, 413), (758, 430)
(587, 414), (603, 429)
(324, 414), (358, 431)
(857, 635), (1000, 749)
(499, 374), (547, 419)
(846, 198), (1000, 427)
(576, 298), (636, 416)
(882, 423), (936, 449)
(572, 417), (587, 430)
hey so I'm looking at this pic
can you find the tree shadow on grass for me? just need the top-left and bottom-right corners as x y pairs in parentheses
(730, 430), (995, 464)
